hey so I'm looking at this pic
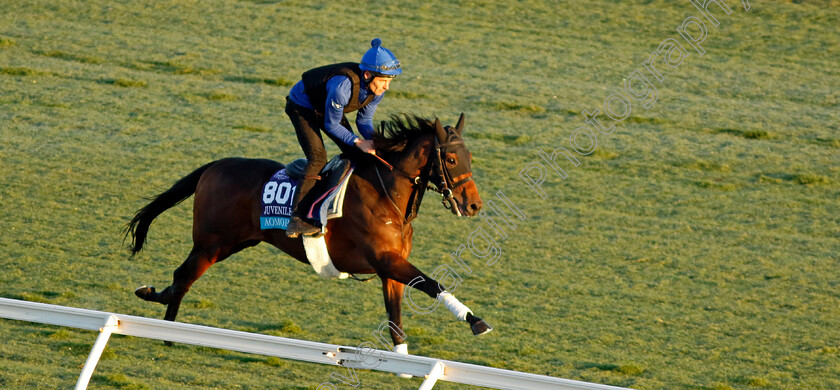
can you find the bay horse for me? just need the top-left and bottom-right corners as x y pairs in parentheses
(126, 114), (492, 353)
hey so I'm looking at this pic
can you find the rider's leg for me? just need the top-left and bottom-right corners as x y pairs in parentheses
(285, 97), (327, 237)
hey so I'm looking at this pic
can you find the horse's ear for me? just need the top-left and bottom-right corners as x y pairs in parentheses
(434, 117), (447, 142)
(455, 113), (466, 134)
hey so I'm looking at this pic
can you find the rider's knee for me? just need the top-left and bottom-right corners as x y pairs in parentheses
(305, 153), (327, 173)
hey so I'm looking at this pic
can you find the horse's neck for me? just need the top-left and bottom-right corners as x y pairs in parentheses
(394, 134), (434, 178)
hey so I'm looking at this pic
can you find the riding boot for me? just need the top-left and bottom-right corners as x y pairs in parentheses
(286, 176), (321, 238)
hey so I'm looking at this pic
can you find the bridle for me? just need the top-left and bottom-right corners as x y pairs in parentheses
(428, 127), (473, 216)
(374, 123), (473, 222)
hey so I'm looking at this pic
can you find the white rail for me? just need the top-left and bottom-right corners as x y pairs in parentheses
(0, 298), (632, 390)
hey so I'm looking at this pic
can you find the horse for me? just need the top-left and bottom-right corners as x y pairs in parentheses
(125, 114), (492, 354)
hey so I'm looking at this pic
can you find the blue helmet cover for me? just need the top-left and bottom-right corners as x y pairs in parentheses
(360, 38), (402, 76)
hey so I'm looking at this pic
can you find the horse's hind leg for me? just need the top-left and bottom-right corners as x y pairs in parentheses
(135, 246), (219, 322)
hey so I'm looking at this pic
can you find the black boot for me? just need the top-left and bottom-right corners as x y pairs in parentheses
(286, 177), (321, 238)
(286, 216), (320, 238)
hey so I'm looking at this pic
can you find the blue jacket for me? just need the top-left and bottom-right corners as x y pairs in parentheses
(289, 76), (384, 146)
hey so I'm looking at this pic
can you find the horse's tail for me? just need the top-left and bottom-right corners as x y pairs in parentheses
(124, 161), (217, 256)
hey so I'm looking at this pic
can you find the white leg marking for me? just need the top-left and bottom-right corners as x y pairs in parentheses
(394, 343), (412, 378)
(437, 292), (473, 322)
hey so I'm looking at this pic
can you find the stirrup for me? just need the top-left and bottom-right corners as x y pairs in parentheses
(286, 216), (320, 238)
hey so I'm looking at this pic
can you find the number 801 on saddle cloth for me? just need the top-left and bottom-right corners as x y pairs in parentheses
(260, 156), (353, 235)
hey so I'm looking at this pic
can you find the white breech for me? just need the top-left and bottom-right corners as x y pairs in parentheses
(437, 292), (472, 322)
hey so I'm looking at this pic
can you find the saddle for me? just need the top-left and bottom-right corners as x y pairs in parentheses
(285, 155), (354, 223)
(286, 155), (349, 184)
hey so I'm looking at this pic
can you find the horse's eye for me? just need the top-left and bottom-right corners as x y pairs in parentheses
(447, 157), (456, 164)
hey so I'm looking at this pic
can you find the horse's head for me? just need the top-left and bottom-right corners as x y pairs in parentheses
(429, 114), (482, 217)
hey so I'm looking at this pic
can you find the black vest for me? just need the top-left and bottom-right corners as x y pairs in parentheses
(301, 62), (375, 114)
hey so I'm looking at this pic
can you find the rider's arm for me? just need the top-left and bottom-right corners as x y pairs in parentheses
(323, 76), (359, 146)
(355, 93), (384, 140)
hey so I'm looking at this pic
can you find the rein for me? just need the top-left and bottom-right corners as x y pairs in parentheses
(374, 164), (405, 221)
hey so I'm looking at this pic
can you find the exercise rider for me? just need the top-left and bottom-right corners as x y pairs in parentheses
(284, 38), (401, 238)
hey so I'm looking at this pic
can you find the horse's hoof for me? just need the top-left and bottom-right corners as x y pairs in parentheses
(471, 319), (493, 336)
(466, 314), (493, 336)
(135, 285), (155, 300)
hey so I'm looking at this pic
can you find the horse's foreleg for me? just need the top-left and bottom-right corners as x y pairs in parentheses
(381, 278), (407, 349)
(382, 277), (413, 378)
(375, 253), (493, 337)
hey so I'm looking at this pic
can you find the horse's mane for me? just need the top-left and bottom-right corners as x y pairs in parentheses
(373, 114), (435, 153)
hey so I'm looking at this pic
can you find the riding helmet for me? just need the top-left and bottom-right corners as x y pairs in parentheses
(359, 38), (402, 77)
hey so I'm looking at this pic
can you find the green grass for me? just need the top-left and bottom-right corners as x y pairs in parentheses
(223, 75), (295, 87)
(35, 49), (106, 64)
(100, 78), (148, 88)
(1, 0), (839, 389)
